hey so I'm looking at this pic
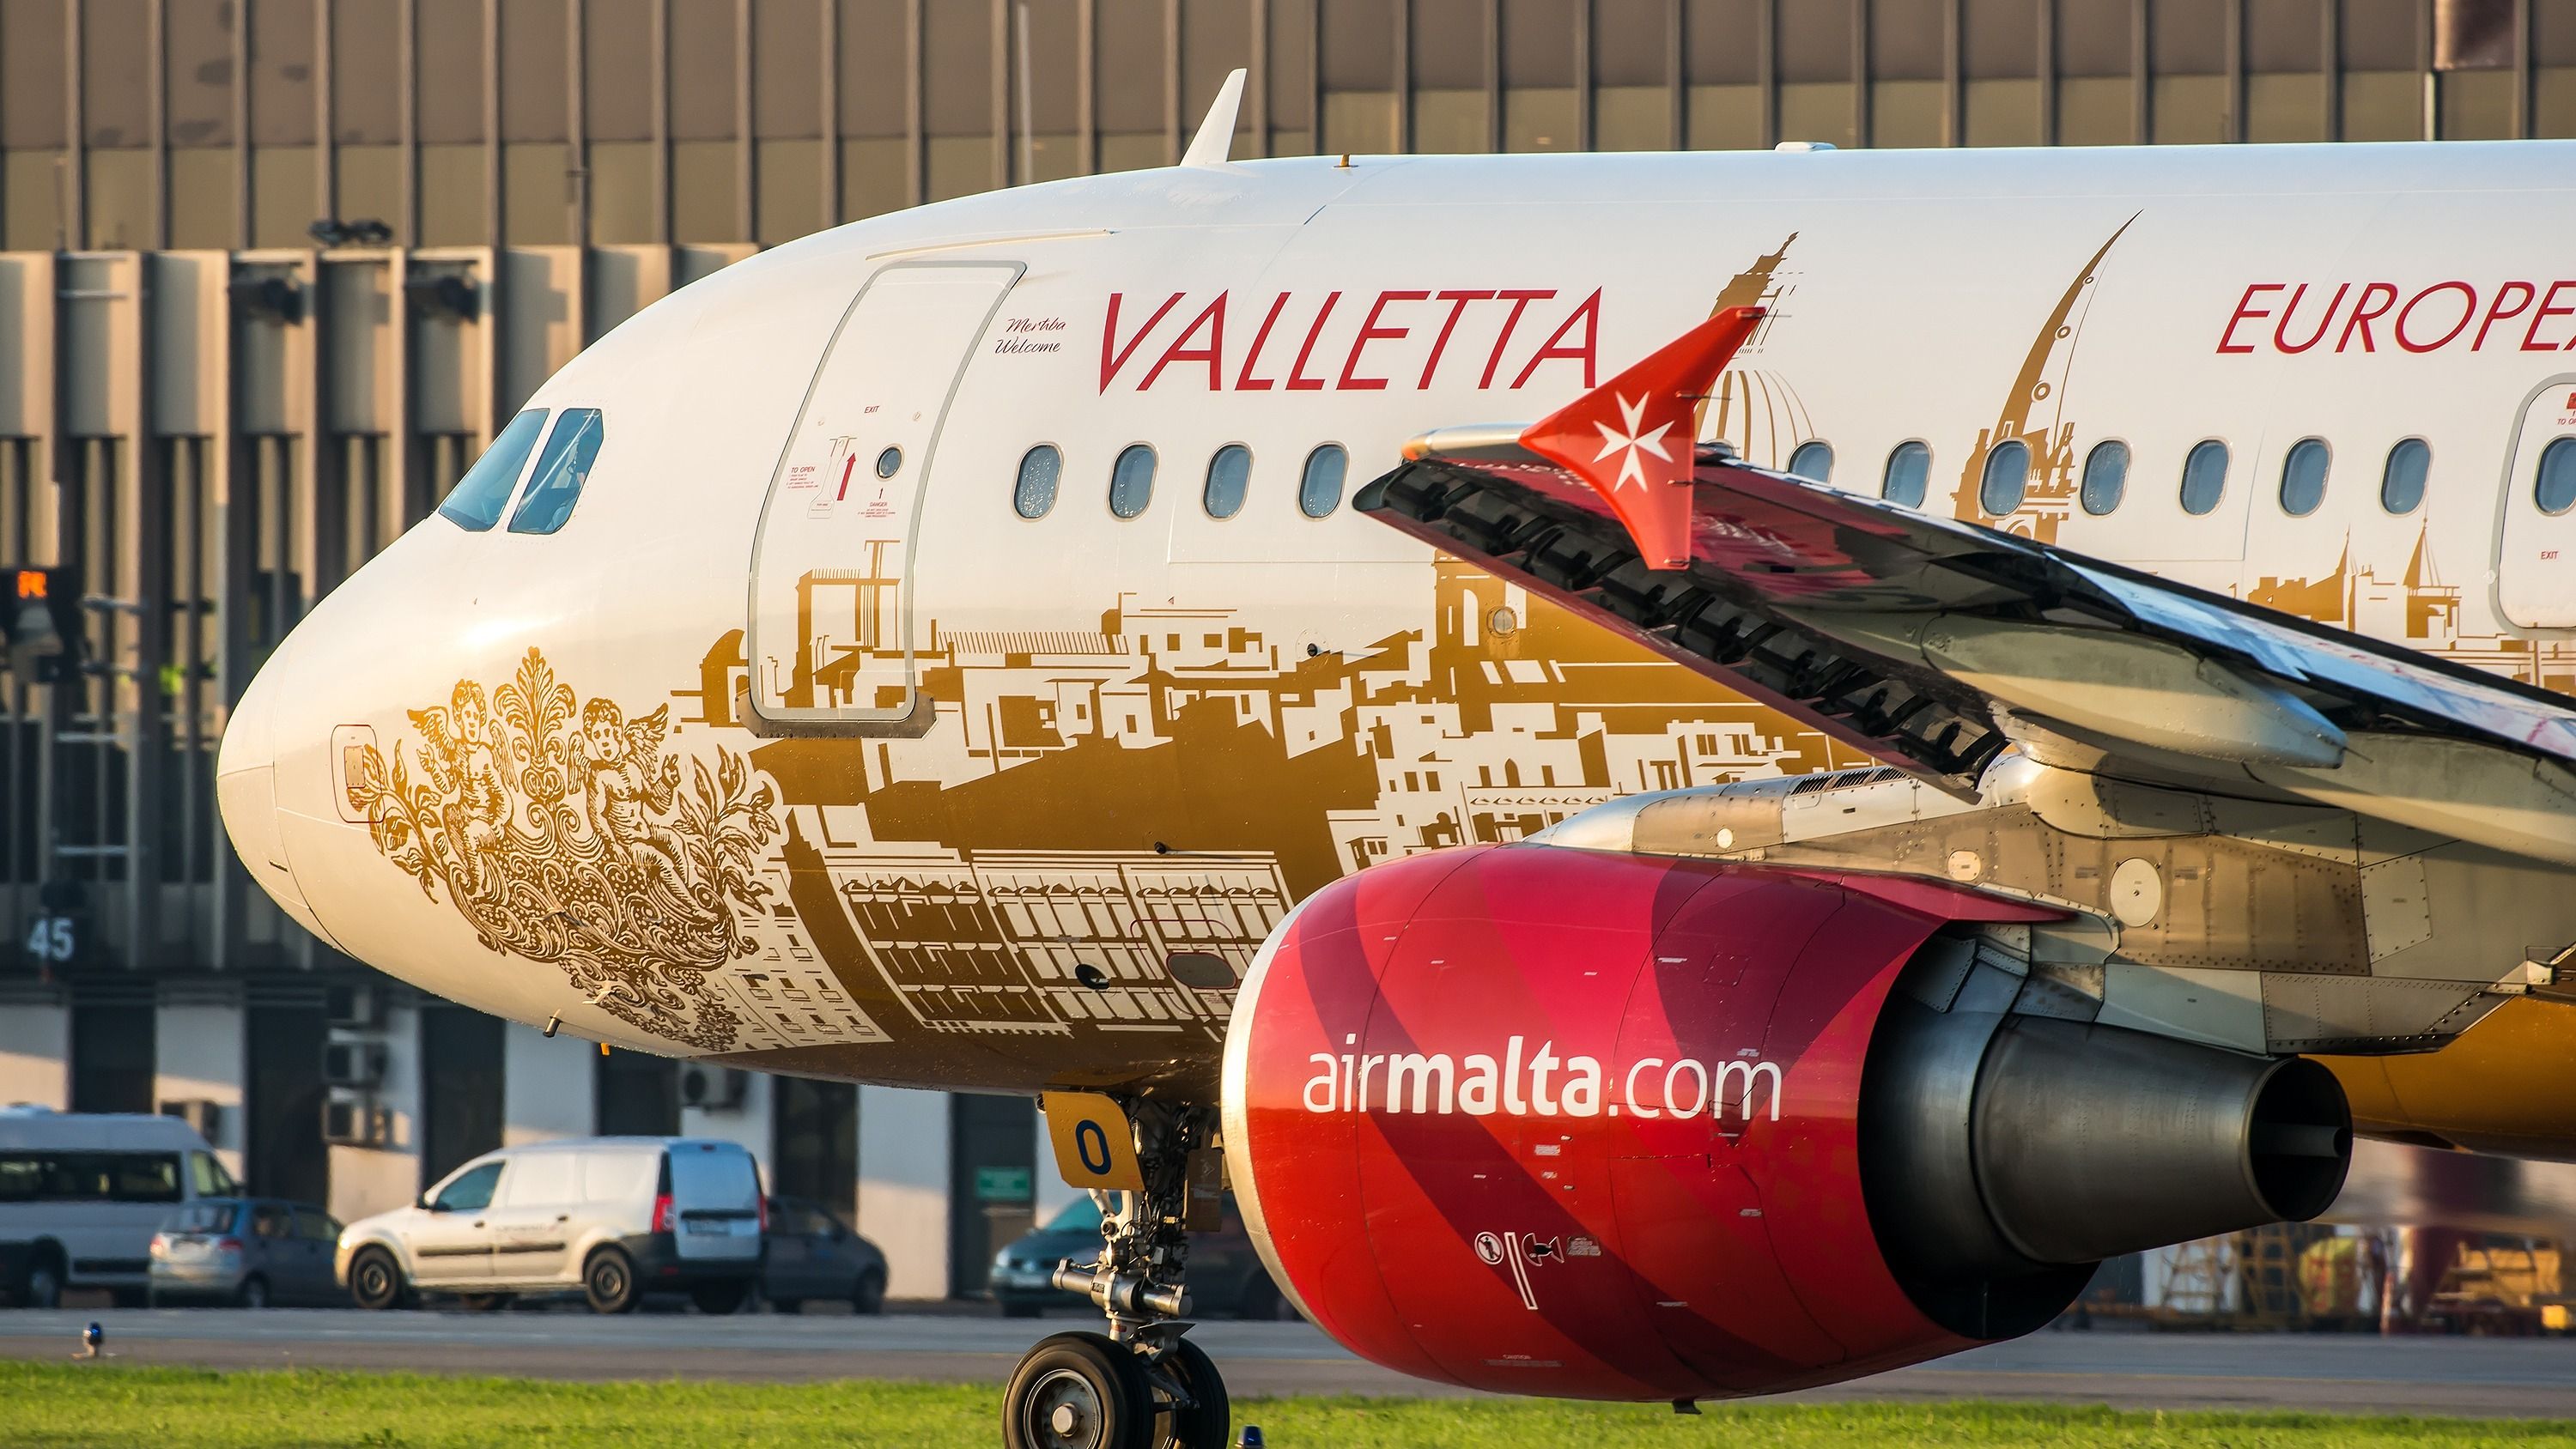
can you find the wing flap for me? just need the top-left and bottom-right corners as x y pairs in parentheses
(1358, 321), (2576, 862)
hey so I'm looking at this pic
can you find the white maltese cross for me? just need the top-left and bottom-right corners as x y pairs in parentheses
(1589, 391), (1675, 492)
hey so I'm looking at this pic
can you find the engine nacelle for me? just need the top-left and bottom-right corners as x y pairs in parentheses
(1220, 844), (2349, 1401)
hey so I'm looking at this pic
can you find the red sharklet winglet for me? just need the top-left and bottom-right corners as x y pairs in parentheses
(1517, 305), (1765, 570)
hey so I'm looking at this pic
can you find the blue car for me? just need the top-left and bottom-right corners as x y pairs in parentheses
(149, 1197), (345, 1307)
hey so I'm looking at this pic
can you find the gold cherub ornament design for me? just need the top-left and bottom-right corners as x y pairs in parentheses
(345, 647), (780, 1052)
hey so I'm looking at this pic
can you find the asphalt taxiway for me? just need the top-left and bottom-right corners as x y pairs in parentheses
(1, 1307), (2570, 1418)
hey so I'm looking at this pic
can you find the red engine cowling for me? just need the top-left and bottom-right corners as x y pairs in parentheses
(1220, 843), (2348, 1402)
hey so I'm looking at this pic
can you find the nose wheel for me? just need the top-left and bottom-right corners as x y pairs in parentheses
(1002, 1331), (1232, 1449)
(1002, 1099), (1237, 1449)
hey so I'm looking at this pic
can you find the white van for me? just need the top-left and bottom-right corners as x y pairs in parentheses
(0, 1106), (239, 1307)
(337, 1137), (765, 1313)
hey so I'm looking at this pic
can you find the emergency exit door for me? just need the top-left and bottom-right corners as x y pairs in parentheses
(746, 260), (1020, 731)
(2496, 374), (2576, 630)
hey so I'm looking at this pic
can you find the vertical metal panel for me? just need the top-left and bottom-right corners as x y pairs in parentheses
(570, 0), (592, 246)
(150, 0), (168, 249)
(146, 254), (223, 438)
(483, 0), (504, 244)
(1852, 0), (1871, 145)
(908, 0), (926, 203)
(1165, 0), (1184, 163)
(318, 0), (337, 225)
(1945, 0), (1964, 143)
(738, 0), (756, 238)
(2320, 0), (2339, 139)
(2226, 0), (2245, 141)
(402, 0), (421, 245)
(821, 0), (841, 219)
(1079, 0), (1098, 172)
(2036, 0), (2055, 142)
(2133, 0), (2150, 142)
(1394, 0), (1413, 153)
(1666, 0), (1683, 149)
(655, 0), (672, 240)
(1485, 0), (1503, 152)
(64, 0), (85, 248)
(1252, 0), (1273, 156)
(233, 0), (252, 249)
(994, 0), (1013, 188)
(1573, 0), (1593, 149)
(1758, 0), (1777, 146)
(2515, 0), (2532, 137)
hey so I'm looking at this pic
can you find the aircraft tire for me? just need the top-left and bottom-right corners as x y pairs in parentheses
(1147, 1337), (1230, 1449)
(1003, 1331), (1152, 1449)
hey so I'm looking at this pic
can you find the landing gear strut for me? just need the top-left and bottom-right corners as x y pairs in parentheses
(999, 1100), (1235, 1449)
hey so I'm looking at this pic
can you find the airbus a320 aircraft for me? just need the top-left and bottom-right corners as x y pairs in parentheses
(219, 69), (2576, 1448)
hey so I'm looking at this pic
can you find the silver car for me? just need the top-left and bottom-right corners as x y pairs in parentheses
(149, 1197), (345, 1307)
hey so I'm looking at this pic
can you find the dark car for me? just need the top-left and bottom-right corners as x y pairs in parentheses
(989, 1194), (1296, 1319)
(761, 1196), (887, 1313)
(148, 1197), (345, 1307)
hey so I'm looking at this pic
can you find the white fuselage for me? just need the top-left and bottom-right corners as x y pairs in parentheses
(220, 139), (2576, 1094)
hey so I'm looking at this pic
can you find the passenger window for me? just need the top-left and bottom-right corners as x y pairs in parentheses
(1787, 440), (1834, 482)
(295, 1210), (341, 1242)
(1299, 445), (1348, 518)
(1979, 439), (2032, 516)
(1880, 441), (1929, 506)
(431, 1160), (503, 1213)
(2380, 438), (2430, 515)
(2179, 440), (2230, 516)
(189, 1150), (237, 1197)
(1203, 444), (1252, 519)
(438, 408), (550, 531)
(2537, 437), (2576, 517)
(1014, 445), (1060, 518)
(1109, 444), (1157, 518)
(2278, 438), (2330, 518)
(507, 408), (605, 535)
(252, 1203), (295, 1240)
(875, 446), (902, 479)
(114, 1154), (181, 1203)
(2080, 440), (2129, 516)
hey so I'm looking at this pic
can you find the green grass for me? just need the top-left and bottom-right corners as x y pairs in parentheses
(3, 1361), (2574, 1447)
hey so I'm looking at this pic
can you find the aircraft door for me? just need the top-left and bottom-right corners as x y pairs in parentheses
(746, 260), (1021, 731)
(2494, 376), (2576, 630)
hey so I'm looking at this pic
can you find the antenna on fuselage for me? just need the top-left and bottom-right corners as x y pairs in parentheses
(1182, 68), (1249, 168)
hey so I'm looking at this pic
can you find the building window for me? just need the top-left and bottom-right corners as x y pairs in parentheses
(1787, 440), (1834, 482)
(2081, 440), (2129, 516)
(437, 408), (548, 531)
(1013, 445), (1061, 518)
(2180, 440), (2230, 517)
(1979, 439), (2032, 516)
(2537, 437), (2576, 517)
(507, 408), (605, 535)
(2380, 438), (2430, 515)
(1203, 444), (1252, 519)
(1881, 440), (1929, 506)
(1299, 444), (1348, 518)
(2277, 438), (2330, 518)
(1109, 444), (1156, 519)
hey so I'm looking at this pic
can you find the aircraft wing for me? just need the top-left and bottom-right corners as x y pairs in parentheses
(1356, 308), (2576, 867)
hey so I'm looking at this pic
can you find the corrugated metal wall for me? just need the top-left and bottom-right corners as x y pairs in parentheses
(0, 240), (748, 974)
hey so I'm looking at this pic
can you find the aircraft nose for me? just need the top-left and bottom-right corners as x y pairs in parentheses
(216, 632), (333, 942)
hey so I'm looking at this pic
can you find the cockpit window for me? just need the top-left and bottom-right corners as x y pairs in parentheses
(507, 408), (605, 535)
(438, 409), (549, 531)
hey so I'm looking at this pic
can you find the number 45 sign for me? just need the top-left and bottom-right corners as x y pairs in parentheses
(23, 915), (76, 967)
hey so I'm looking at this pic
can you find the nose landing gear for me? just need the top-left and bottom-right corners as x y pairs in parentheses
(999, 1101), (1236, 1449)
